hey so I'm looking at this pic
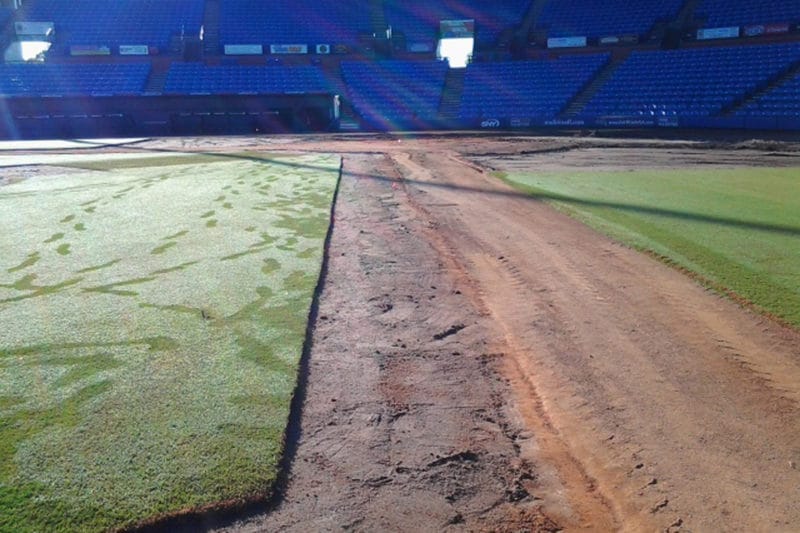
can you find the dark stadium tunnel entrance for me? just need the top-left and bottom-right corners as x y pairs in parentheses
(437, 18), (475, 68)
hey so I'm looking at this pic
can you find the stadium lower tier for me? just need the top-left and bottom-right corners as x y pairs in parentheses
(0, 41), (799, 137)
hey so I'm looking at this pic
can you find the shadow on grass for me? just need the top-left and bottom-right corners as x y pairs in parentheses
(58, 139), (800, 239)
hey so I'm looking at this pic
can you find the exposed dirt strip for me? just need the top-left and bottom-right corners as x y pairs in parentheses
(387, 147), (800, 532)
(212, 153), (568, 532)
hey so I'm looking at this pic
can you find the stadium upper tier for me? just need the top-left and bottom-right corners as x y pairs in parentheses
(460, 54), (609, 119)
(7, 0), (800, 53)
(583, 43), (800, 118)
(341, 60), (449, 129)
(0, 63), (151, 96)
(383, 0), (531, 48)
(14, 0), (204, 48)
(535, 0), (684, 38)
(163, 63), (329, 95)
(219, 0), (371, 46)
(695, 0), (800, 28)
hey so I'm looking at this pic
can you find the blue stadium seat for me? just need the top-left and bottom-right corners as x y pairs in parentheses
(16, 0), (204, 49)
(0, 63), (151, 96)
(536, 0), (683, 38)
(737, 73), (800, 117)
(695, 0), (800, 28)
(220, 0), (371, 46)
(384, 0), (531, 49)
(0, 7), (13, 32)
(341, 60), (449, 129)
(583, 43), (800, 118)
(163, 63), (330, 95)
(460, 54), (609, 119)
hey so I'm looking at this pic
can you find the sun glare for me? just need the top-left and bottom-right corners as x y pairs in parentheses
(437, 37), (474, 68)
(20, 40), (51, 61)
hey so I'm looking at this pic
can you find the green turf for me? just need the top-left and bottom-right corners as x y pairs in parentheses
(0, 152), (340, 532)
(499, 167), (800, 328)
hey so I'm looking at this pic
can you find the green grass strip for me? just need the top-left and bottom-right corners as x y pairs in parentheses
(498, 167), (800, 328)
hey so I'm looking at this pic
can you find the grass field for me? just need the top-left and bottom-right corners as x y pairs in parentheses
(499, 167), (800, 328)
(0, 152), (340, 532)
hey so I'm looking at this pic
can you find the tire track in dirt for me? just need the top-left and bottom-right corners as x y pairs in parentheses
(391, 151), (620, 531)
(391, 148), (800, 532)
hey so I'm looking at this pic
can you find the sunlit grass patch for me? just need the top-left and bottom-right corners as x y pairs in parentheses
(499, 167), (800, 328)
(0, 151), (340, 532)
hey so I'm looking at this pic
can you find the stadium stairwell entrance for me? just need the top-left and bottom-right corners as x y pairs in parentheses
(437, 19), (474, 68)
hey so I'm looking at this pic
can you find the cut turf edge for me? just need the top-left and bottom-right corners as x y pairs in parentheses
(494, 172), (800, 333)
(119, 157), (343, 533)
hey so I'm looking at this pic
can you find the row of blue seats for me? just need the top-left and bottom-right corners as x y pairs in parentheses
(592, 101), (739, 109)
(585, 43), (800, 118)
(620, 64), (796, 74)
(0, 7), (12, 31)
(460, 54), (609, 119)
(11, 0), (530, 49)
(596, 80), (764, 88)
(383, 0), (530, 48)
(164, 64), (329, 94)
(632, 46), (800, 60)
(696, 0), (800, 28)
(342, 60), (448, 128)
(536, 0), (683, 38)
(220, 0), (370, 46)
(736, 111), (800, 118)
(595, 93), (762, 103)
(737, 73), (800, 117)
(743, 102), (800, 109)
(0, 63), (150, 96)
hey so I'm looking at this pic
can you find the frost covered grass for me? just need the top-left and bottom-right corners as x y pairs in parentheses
(0, 152), (340, 532)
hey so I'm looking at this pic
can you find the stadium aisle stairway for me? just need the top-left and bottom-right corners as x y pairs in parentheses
(341, 60), (449, 129)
